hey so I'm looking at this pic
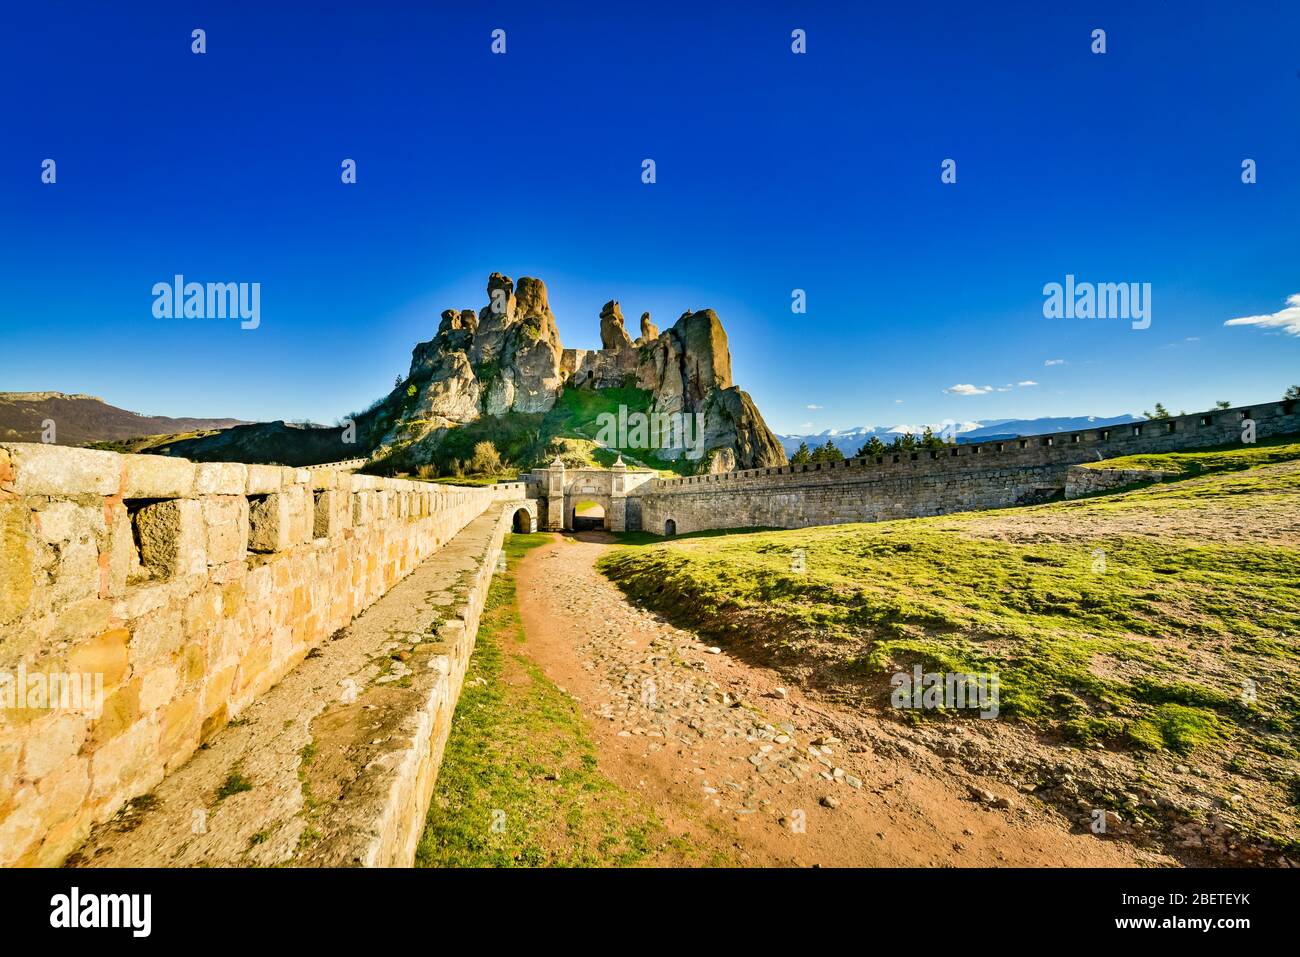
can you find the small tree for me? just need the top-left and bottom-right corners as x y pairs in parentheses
(920, 427), (948, 451)
(1144, 403), (1170, 420)
(1215, 400), (1232, 410)
(468, 441), (503, 475)
(1285, 385), (1300, 402)
(790, 441), (812, 465)
(810, 440), (845, 463)
(856, 436), (888, 457)
(890, 432), (918, 452)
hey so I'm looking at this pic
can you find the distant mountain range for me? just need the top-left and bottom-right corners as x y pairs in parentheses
(0, 392), (245, 447)
(778, 414), (1143, 458)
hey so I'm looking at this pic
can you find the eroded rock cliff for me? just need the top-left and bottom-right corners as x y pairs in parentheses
(375, 274), (785, 472)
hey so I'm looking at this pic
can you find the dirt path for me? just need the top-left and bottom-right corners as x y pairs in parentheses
(515, 532), (1173, 867)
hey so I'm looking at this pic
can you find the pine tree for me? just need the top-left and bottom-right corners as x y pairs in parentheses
(810, 439), (844, 463)
(790, 441), (811, 465)
(856, 436), (887, 457)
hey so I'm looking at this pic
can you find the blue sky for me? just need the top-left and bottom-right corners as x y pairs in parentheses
(1, 1), (1297, 435)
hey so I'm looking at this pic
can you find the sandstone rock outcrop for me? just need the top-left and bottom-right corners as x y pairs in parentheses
(638, 312), (658, 343)
(599, 301), (634, 351)
(358, 273), (784, 473)
(633, 309), (782, 470)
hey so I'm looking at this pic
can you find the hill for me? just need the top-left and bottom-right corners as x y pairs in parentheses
(0, 392), (244, 447)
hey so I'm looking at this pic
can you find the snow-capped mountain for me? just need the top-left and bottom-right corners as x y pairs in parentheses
(778, 414), (1141, 458)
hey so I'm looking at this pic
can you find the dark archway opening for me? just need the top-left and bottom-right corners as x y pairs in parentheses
(572, 500), (606, 531)
(664, 518), (677, 536)
(512, 508), (532, 533)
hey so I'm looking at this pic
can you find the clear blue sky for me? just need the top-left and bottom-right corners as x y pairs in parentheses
(2, 1), (1297, 435)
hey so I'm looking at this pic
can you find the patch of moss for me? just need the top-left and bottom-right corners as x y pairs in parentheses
(216, 768), (254, 801)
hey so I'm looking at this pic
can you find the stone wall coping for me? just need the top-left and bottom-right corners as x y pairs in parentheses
(0, 444), (513, 499)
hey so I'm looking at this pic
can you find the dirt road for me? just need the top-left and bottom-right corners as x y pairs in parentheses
(515, 532), (1171, 867)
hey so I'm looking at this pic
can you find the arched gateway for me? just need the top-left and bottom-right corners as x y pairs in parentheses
(524, 456), (658, 532)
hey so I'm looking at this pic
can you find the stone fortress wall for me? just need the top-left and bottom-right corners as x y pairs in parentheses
(0, 442), (525, 866)
(636, 401), (1300, 535)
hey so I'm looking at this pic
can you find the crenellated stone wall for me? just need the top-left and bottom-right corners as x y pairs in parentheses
(638, 401), (1300, 535)
(0, 442), (523, 867)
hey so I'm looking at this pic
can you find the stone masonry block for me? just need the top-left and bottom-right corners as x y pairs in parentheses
(0, 501), (35, 625)
(102, 502), (132, 598)
(245, 464), (285, 496)
(248, 487), (311, 553)
(313, 489), (352, 538)
(122, 454), (196, 499)
(135, 499), (206, 578)
(195, 462), (247, 496)
(201, 497), (249, 565)
(5, 443), (121, 497)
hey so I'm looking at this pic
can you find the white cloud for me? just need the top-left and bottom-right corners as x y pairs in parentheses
(805, 404), (822, 410)
(1044, 358), (1066, 366)
(799, 421), (813, 430)
(1225, 294), (1300, 337)
(894, 399), (904, 404)
(943, 383), (994, 396)
(1018, 380), (1039, 387)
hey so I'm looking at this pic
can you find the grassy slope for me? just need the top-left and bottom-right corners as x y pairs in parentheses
(1082, 436), (1300, 477)
(598, 462), (1300, 770)
(416, 533), (716, 867)
(383, 384), (691, 477)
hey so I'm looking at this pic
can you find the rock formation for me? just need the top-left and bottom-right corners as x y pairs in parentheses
(372, 273), (786, 472)
(599, 300), (634, 351)
(633, 309), (784, 471)
(639, 312), (658, 343)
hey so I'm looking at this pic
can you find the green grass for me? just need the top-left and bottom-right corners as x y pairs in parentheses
(1082, 435), (1300, 477)
(598, 460), (1300, 763)
(216, 768), (254, 801)
(416, 533), (713, 867)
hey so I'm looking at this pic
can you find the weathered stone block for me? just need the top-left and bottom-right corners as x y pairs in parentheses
(102, 502), (132, 598)
(134, 498), (206, 578)
(122, 455), (196, 499)
(89, 678), (140, 747)
(137, 662), (179, 713)
(22, 712), (89, 780)
(201, 496), (249, 565)
(195, 462), (247, 496)
(68, 627), (130, 691)
(0, 502), (34, 625)
(127, 605), (184, 668)
(248, 487), (311, 553)
(313, 489), (351, 538)
(245, 464), (285, 495)
(32, 501), (96, 545)
(5, 444), (121, 497)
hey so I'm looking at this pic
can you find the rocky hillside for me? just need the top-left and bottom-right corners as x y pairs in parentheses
(0, 392), (245, 446)
(370, 273), (785, 474)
